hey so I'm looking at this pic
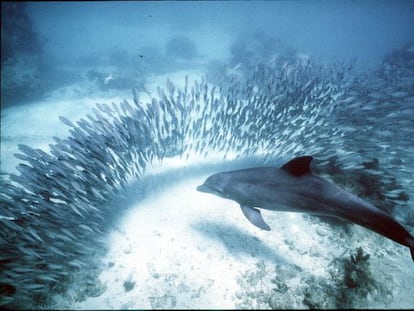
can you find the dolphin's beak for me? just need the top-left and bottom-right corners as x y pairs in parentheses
(197, 183), (228, 199)
(196, 184), (209, 193)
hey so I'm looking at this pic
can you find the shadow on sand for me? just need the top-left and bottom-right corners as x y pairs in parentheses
(191, 220), (291, 265)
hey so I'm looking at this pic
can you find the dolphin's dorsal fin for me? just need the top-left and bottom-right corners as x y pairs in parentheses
(281, 156), (313, 176)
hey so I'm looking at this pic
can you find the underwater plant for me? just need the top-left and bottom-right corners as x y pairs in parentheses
(301, 247), (391, 309)
(333, 247), (378, 308)
(123, 277), (135, 293)
(343, 247), (371, 289)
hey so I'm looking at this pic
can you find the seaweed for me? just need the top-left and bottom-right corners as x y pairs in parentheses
(123, 277), (135, 293)
(302, 247), (379, 309)
(334, 247), (377, 308)
(343, 247), (371, 289)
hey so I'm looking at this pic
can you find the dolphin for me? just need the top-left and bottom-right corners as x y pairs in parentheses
(197, 156), (414, 262)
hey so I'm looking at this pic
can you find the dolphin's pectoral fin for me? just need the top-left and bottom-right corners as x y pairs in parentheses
(240, 205), (271, 231)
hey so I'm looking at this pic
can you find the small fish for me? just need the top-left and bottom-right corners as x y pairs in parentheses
(59, 116), (75, 127)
